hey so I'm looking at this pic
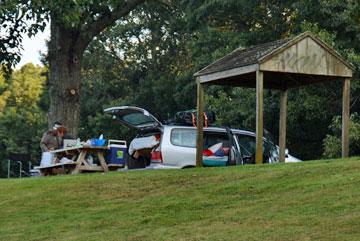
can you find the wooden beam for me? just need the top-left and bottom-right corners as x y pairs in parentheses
(196, 79), (204, 167)
(255, 70), (264, 164)
(279, 89), (288, 162)
(342, 78), (351, 158)
(77, 166), (104, 171)
(72, 149), (87, 174)
(197, 64), (258, 83)
(97, 151), (109, 172)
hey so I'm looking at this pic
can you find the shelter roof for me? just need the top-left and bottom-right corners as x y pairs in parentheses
(195, 38), (292, 76)
(194, 32), (354, 81)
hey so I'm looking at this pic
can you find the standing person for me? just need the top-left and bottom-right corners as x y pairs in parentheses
(40, 124), (67, 152)
(40, 126), (67, 166)
(40, 129), (59, 152)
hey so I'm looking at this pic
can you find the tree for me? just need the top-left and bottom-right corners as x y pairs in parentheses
(1, 0), (169, 136)
(0, 64), (47, 177)
(81, 1), (190, 118)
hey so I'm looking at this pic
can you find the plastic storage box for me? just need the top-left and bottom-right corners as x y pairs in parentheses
(202, 156), (228, 167)
(106, 140), (127, 165)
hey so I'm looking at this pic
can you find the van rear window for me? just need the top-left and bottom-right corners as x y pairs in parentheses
(170, 129), (196, 147)
(122, 113), (155, 126)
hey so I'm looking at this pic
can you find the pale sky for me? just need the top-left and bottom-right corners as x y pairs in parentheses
(16, 25), (50, 69)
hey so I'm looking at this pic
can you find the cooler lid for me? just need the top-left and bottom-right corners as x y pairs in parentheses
(104, 106), (162, 130)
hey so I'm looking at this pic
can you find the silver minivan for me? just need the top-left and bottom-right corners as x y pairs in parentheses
(104, 106), (301, 169)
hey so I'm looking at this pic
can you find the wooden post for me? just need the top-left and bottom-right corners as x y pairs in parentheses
(97, 151), (109, 172)
(342, 78), (351, 158)
(196, 79), (204, 167)
(279, 89), (288, 162)
(255, 70), (264, 164)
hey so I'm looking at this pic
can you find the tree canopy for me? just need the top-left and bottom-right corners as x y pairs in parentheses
(1, 0), (169, 136)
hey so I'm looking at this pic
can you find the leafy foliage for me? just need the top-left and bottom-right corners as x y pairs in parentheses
(323, 113), (360, 158)
(0, 1), (49, 69)
(0, 64), (47, 177)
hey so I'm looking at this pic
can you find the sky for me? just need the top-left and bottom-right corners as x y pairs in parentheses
(16, 25), (50, 69)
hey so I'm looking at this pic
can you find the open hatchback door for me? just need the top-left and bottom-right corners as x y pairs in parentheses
(104, 106), (162, 132)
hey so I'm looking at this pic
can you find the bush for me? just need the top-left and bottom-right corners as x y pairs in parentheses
(323, 113), (360, 158)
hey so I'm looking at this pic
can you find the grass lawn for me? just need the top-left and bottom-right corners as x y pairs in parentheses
(0, 158), (360, 241)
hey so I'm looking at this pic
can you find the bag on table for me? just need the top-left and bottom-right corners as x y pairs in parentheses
(40, 152), (54, 166)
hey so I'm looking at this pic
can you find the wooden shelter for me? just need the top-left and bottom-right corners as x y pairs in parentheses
(194, 32), (354, 166)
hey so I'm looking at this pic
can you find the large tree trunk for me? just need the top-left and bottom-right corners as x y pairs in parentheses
(47, 1), (148, 136)
(48, 21), (85, 137)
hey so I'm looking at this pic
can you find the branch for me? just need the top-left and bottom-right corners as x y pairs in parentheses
(79, 0), (147, 48)
(157, 0), (172, 6)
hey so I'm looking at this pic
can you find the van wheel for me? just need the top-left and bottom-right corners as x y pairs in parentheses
(182, 165), (195, 169)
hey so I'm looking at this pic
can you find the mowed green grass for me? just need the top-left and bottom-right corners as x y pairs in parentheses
(1, 158), (360, 241)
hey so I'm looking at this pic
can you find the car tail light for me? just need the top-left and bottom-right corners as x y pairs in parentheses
(151, 150), (163, 163)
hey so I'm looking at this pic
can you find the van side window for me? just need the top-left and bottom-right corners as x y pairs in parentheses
(237, 134), (256, 157)
(170, 129), (197, 147)
(204, 132), (229, 149)
(236, 134), (277, 163)
(170, 129), (229, 149)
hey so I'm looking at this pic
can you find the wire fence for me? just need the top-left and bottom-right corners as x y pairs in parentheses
(0, 155), (39, 178)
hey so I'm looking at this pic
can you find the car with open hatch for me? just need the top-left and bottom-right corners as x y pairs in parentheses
(104, 106), (301, 169)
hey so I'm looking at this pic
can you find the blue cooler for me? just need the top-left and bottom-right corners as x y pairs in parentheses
(106, 140), (127, 165)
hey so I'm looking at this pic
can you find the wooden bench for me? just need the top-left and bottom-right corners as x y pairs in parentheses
(35, 162), (77, 176)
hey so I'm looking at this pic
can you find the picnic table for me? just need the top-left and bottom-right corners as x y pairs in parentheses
(36, 145), (121, 175)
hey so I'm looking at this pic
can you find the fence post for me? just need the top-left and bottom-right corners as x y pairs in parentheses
(18, 161), (22, 178)
(28, 161), (32, 176)
(7, 160), (11, 178)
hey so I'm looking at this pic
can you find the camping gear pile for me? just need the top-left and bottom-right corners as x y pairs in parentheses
(128, 135), (160, 169)
(202, 143), (229, 166)
(167, 110), (216, 127)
